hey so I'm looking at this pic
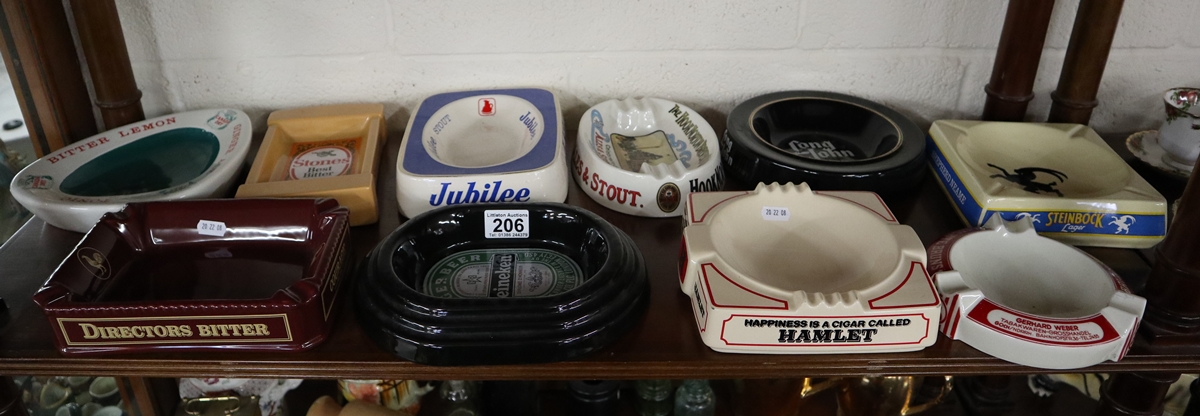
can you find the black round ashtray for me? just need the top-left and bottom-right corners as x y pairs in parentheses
(356, 203), (649, 366)
(723, 91), (925, 192)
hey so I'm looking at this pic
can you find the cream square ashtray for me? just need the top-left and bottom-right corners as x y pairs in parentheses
(928, 120), (1166, 248)
(235, 104), (386, 226)
(395, 88), (568, 218)
(573, 97), (723, 217)
(679, 182), (940, 354)
(928, 215), (1145, 369)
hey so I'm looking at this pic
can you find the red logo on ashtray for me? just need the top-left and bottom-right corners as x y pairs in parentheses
(479, 98), (495, 116)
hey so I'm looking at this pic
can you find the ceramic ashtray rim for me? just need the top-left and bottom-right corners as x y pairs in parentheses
(747, 96), (905, 164)
(681, 182), (927, 307)
(928, 217), (1146, 369)
(235, 103), (387, 225)
(32, 198), (351, 355)
(573, 97), (724, 217)
(355, 202), (650, 365)
(398, 88), (561, 176)
(725, 90), (926, 175)
(926, 119), (1167, 248)
(9, 109), (252, 232)
(34, 198), (349, 311)
(394, 89), (569, 218)
(368, 202), (634, 308)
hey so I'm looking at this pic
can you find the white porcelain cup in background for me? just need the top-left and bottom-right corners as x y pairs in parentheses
(92, 406), (122, 416)
(1159, 88), (1200, 165)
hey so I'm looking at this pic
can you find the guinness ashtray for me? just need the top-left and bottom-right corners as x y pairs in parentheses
(395, 88), (568, 218)
(573, 97), (724, 217)
(722, 91), (925, 192)
(356, 203), (649, 365)
(928, 215), (1145, 369)
(10, 109), (252, 232)
(680, 182), (940, 354)
(928, 120), (1167, 248)
(33, 198), (351, 355)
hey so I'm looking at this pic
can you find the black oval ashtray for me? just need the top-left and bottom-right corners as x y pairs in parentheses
(723, 91), (925, 192)
(356, 203), (649, 365)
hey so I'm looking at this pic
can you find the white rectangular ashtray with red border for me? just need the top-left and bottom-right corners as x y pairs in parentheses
(679, 182), (940, 354)
(928, 215), (1145, 369)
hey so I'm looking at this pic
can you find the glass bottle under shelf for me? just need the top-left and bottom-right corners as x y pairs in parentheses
(438, 380), (480, 416)
(674, 379), (715, 416)
(636, 380), (672, 416)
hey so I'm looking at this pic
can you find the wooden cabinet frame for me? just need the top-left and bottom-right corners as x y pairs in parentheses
(0, 1), (1192, 415)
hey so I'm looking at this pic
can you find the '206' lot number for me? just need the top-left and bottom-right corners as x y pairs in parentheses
(484, 210), (530, 238)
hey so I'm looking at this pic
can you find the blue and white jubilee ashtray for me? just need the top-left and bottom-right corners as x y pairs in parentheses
(574, 98), (723, 217)
(10, 109), (251, 232)
(395, 88), (568, 218)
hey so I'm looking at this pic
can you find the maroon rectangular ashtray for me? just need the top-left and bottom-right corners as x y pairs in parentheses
(33, 198), (350, 355)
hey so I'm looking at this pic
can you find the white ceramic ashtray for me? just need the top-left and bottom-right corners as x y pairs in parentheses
(928, 215), (1145, 369)
(573, 97), (723, 216)
(679, 182), (940, 354)
(396, 88), (568, 218)
(928, 120), (1167, 248)
(10, 109), (251, 232)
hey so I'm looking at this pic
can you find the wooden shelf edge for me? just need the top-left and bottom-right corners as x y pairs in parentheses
(2, 354), (1199, 379)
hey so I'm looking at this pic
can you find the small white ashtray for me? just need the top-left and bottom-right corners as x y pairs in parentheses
(929, 215), (1145, 369)
(10, 109), (251, 232)
(928, 120), (1167, 248)
(395, 88), (568, 218)
(680, 182), (940, 354)
(573, 97), (723, 216)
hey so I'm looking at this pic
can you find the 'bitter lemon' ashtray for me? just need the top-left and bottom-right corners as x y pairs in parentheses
(573, 97), (724, 216)
(236, 104), (386, 226)
(10, 109), (251, 232)
(928, 215), (1145, 369)
(356, 203), (649, 365)
(395, 88), (568, 218)
(33, 198), (350, 355)
(680, 182), (940, 354)
(928, 120), (1167, 248)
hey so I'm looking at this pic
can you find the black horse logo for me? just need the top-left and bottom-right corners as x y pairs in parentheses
(987, 164), (1068, 197)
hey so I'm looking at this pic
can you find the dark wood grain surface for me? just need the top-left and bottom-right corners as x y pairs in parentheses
(0, 131), (1192, 380)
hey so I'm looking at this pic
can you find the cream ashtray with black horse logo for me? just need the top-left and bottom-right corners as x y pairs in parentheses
(926, 120), (1167, 249)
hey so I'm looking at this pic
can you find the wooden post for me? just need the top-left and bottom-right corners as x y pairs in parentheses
(1140, 154), (1200, 349)
(0, 0), (97, 155)
(68, 0), (144, 130)
(974, 2), (1056, 410)
(1095, 372), (1179, 416)
(1047, 0), (1124, 125)
(981, 0), (1055, 122)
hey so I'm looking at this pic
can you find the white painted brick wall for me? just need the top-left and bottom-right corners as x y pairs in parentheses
(115, 0), (1200, 134)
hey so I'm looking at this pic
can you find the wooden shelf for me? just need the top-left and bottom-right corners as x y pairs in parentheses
(0, 132), (1193, 380)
